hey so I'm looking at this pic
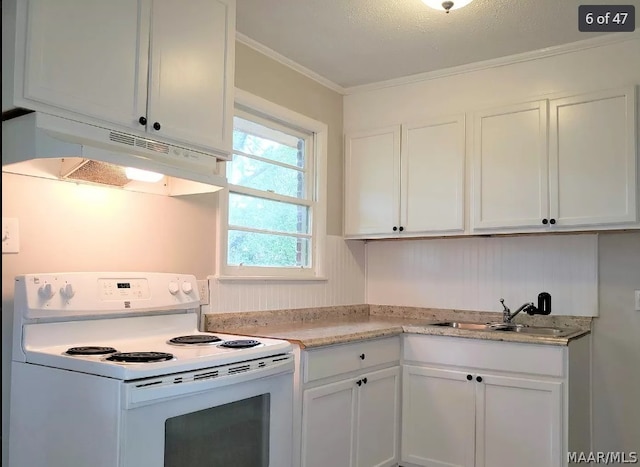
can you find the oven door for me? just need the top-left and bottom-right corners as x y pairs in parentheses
(120, 354), (294, 467)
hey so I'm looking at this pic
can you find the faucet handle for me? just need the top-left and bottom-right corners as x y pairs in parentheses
(499, 298), (510, 312)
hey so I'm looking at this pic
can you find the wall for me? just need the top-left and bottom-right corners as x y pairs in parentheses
(344, 37), (640, 131)
(235, 42), (344, 236)
(593, 232), (640, 455)
(208, 235), (365, 312)
(367, 234), (598, 316)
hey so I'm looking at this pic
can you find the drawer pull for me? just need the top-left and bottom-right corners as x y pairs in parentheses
(362, 377), (368, 384)
(476, 376), (483, 383)
(356, 379), (362, 386)
(466, 374), (472, 381)
(359, 353), (365, 360)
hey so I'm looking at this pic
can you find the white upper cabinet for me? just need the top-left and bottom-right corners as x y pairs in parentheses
(15, 0), (148, 128)
(4, 0), (234, 157)
(146, 0), (233, 154)
(401, 116), (466, 234)
(472, 101), (548, 230)
(344, 116), (465, 238)
(549, 87), (637, 227)
(472, 86), (638, 233)
(344, 126), (401, 237)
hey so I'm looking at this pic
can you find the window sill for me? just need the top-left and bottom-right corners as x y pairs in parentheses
(212, 275), (329, 283)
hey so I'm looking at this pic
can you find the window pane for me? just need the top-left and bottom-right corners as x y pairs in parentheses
(233, 117), (304, 168)
(227, 153), (305, 199)
(229, 193), (309, 234)
(228, 230), (310, 268)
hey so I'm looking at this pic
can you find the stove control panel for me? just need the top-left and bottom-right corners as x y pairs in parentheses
(98, 278), (150, 300)
(15, 272), (201, 319)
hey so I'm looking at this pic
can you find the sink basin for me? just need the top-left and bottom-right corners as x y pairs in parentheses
(428, 321), (574, 337)
(494, 326), (572, 337)
(429, 321), (493, 331)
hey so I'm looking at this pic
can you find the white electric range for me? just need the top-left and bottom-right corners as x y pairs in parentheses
(9, 272), (294, 467)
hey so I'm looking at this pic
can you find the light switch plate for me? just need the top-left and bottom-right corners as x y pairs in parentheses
(2, 218), (20, 254)
(635, 290), (640, 311)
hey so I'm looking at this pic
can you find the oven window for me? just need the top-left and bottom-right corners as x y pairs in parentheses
(164, 394), (270, 467)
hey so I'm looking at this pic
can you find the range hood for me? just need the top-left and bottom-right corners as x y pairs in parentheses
(2, 112), (228, 196)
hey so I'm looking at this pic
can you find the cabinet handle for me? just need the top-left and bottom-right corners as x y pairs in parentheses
(153, 121), (161, 131)
(399, 226), (404, 232)
(138, 116), (147, 125)
(392, 226), (398, 232)
(542, 219), (548, 225)
(550, 218), (556, 225)
(476, 376), (483, 383)
(356, 379), (362, 387)
(362, 377), (368, 384)
(359, 353), (365, 360)
(466, 374), (472, 381)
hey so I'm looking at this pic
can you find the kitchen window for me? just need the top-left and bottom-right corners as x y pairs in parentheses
(218, 89), (327, 279)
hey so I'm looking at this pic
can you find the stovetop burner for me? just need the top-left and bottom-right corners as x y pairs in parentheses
(106, 352), (174, 363)
(168, 334), (223, 345)
(219, 339), (262, 349)
(66, 346), (118, 356)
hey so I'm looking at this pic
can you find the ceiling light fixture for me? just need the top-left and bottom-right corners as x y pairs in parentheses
(421, 0), (474, 13)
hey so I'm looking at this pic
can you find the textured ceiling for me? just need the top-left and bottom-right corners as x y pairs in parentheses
(236, 0), (613, 89)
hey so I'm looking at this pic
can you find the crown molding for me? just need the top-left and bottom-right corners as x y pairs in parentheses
(344, 32), (640, 95)
(236, 32), (346, 95)
(237, 31), (639, 97)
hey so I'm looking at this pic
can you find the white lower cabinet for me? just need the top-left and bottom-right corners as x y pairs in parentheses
(475, 374), (562, 467)
(401, 334), (590, 467)
(402, 367), (476, 467)
(402, 366), (562, 467)
(301, 337), (401, 467)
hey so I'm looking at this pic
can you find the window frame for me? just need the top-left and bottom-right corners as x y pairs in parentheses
(216, 88), (328, 280)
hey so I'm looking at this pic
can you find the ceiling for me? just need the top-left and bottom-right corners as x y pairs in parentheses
(235, 0), (616, 90)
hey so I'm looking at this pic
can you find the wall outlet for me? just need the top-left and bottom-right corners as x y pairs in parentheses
(2, 217), (20, 254)
(197, 280), (210, 305)
(635, 290), (640, 312)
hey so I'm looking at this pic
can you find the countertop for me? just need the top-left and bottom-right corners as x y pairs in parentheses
(204, 306), (591, 348)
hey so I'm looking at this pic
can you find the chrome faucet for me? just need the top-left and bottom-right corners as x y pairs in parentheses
(499, 298), (537, 323)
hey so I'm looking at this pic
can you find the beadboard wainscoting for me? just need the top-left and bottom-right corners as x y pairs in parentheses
(366, 234), (599, 316)
(207, 235), (366, 312)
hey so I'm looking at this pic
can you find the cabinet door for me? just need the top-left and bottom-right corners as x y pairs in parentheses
(301, 379), (358, 467)
(475, 374), (562, 467)
(402, 366), (475, 467)
(472, 101), (548, 230)
(344, 126), (401, 237)
(549, 86), (637, 227)
(401, 116), (465, 234)
(355, 367), (400, 467)
(147, 0), (234, 155)
(20, 0), (149, 129)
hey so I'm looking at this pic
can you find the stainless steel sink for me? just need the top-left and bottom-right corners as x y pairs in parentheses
(429, 321), (493, 331)
(493, 326), (572, 337)
(428, 321), (573, 337)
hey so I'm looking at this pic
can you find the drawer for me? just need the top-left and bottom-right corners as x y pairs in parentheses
(304, 336), (400, 383)
(403, 334), (565, 377)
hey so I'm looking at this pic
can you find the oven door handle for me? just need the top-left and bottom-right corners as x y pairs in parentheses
(123, 354), (294, 408)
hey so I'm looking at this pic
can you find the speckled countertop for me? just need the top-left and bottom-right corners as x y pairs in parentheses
(204, 305), (592, 348)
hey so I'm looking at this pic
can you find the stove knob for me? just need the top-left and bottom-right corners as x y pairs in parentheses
(60, 283), (75, 299)
(182, 282), (193, 294)
(38, 283), (55, 299)
(168, 282), (180, 295)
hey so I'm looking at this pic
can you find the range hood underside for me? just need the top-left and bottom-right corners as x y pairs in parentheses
(2, 112), (228, 197)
